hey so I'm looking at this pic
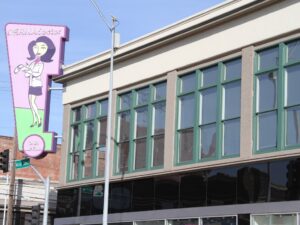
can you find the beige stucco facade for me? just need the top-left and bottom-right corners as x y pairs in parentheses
(56, 0), (300, 188)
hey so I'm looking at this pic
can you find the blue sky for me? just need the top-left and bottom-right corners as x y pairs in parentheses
(0, 0), (224, 138)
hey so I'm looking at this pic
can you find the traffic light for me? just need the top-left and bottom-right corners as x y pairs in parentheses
(0, 149), (9, 173)
(31, 204), (41, 225)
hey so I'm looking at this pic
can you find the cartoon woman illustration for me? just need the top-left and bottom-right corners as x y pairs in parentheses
(14, 36), (56, 127)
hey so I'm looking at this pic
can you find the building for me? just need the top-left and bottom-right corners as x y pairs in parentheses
(0, 136), (61, 225)
(54, 0), (300, 224)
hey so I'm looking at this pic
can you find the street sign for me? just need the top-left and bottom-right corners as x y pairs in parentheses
(15, 158), (30, 169)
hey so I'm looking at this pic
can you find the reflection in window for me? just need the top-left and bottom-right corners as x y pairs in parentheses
(207, 168), (237, 205)
(202, 65), (218, 87)
(136, 221), (164, 225)
(200, 87), (217, 124)
(258, 112), (277, 150)
(258, 47), (279, 71)
(155, 177), (179, 209)
(116, 82), (167, 173)
(168, 218), (198, 225)
(132, 179), (154, 211)
(287, 39), (300, 63)
(252, 214), (297, 225)
(224, 58), (241, 81)
(180, 73), (196, 93)
(200, 124), (216, 159)
(202, 216), (236, 225)
(110, 182), (132, 213)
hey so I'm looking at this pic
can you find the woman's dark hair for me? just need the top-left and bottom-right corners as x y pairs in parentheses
(27, 36), (56, 62)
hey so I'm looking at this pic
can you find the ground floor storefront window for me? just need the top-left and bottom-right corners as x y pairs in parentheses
(252, 214), (297, 225)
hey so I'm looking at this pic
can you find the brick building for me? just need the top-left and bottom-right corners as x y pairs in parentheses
(0, 136), (61, 225)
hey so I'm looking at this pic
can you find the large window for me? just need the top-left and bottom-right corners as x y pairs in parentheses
(115, 82), (167, 174)
(68, 99), (108, 181)
(254, 39), (300, 152)
(176, 58), (241, 164)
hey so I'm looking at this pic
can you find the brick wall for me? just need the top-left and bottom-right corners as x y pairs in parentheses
(0, 136), (61, 182)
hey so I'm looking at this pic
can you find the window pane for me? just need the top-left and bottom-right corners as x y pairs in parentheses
(286, 106), (300, 146)
(137, 87), (150, 105)
(180, 172), (206, 207)
(202, 65), (218, 87)
(96, 151), (105, 177)
(252, 215), (270, 225)
(257, 72), (277, 112)
(168, 218), (198, 225)
(120, 92), (131, 110)
(258, 111), (277, 150)
(132, 179), (154, 211)
(73, 107), (81, 122)
(258, 47), (279, 71)
(178, 128), (194, 162)
(84, 121), (94, 150)
(224, 58), (241, 81)
(202, 216), (236, 225)
(118, 142), (129, 172)
(153, 102), (165, 135)
(201, 87), (217, 124)
(136, 221), (164, 225)
(83, 150), (92, 178)
(286, 64), (300, 106)
(152, 134), (164, 167)
(224, 81), (241, 119)
(179, 94), (195, 129)
(207, 168), (237, 206)
(237, 163), (268, 203)
(223, 119), (240, 156)
(70, 153), (79, 180)
(287, 39), (300, 63)
(154, 82), (166, 101)
(272, 214), (297, 225)
(119, 111), (130, 141)
(136, 106), (148, 138)
(86, 103), (96, 119)
(155, 176), (179, 209)
(180, 73), (196, 93)
(200, 124), (216, 159)
(110, 182), (132, 213)
(100, 99), (108, 116)
(98, 117), (107, 149)
(71, 125), (80, 153)
(135, 138), (147, 170)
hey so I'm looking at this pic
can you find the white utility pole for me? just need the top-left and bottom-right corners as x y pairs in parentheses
(88, 1), (119, 225)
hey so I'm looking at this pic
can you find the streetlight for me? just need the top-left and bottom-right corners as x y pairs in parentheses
(89, 1), (119, 224)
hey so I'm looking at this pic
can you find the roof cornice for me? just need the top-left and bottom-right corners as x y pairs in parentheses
(55, 0), (279, 83)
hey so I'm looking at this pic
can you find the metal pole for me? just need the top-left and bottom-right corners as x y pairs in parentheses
(7, 131), (17, 225)
(42, 177), (50, 225)
(102, 17), (116, 225)
(2, 174), (9, 225)
(30, 165), (49, 225)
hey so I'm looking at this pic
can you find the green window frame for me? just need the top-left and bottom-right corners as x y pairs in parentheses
(114, 81), (167, 174)
(67, 99), (108, 182)
(175, 57), (242, 165)
(254, 38), (300, 153)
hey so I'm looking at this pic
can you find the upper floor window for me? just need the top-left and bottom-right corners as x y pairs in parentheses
(176, 58), (241, 164)
(254, 39), (300, 152)
(68, 99), (108, 181)
(115, 82), (167, 174)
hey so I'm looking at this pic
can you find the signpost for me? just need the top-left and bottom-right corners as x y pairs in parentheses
(15, 158), (30, 169)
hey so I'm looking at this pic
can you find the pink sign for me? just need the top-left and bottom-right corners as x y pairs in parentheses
(5, 23), (69, 158)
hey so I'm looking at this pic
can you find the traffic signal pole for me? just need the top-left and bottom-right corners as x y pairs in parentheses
(7, 132), (17, 225)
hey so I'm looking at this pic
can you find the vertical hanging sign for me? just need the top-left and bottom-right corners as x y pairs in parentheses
(5, 23), (69, 158)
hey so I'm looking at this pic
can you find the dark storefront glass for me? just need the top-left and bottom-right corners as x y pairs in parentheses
(155, 176), (179, 209)
(56, 188), (79, 218)
(202, 216), (236, 225)
(180, 172), (206, 207)
(207, 167), (237, 205)
(56, 158), (300, 219)
(109, 182), (133, 213)
(237, 163), (268, 203)
(132, 178), (155, 211)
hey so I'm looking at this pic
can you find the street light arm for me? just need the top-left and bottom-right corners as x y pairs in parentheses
(89, 0), (113, 31)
